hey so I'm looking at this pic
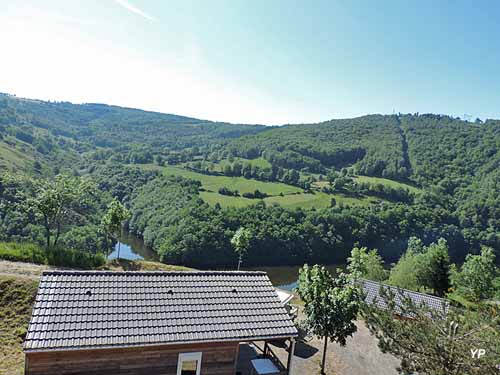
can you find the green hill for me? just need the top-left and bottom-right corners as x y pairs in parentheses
(1, 93), (499, 268)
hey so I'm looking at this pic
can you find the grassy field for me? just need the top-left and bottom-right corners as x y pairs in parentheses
(265, 191), (374, 209)
(213, 157), (272, 171)
(200, 191), (256, 208)
(135, 164), (377, 209)
(162, 165), (302, 195)
(353, 175), (421, 193)
(313, 175), (420, 193)
(0, 275), (38, 375)
(202, 190), (375, 209)
(0, 139), (34, 171)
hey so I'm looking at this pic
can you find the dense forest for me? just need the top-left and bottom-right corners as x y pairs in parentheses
(0, 93), (499, 268)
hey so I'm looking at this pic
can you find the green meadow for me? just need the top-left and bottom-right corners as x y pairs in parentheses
(313, 174), (421, 194)
(353, 175), (421, 193)
(129, 164), (377, 209)
(213, 157), (272, 171)
(162, 165), (301, 195)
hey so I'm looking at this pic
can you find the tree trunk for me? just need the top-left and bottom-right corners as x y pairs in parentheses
(54, 222), (61, 247)
(321, 336), (328, 374)
(44, 217), (51, 249)
(237, 252), (243, 271)
(117, 241), (121, 260)
(46, 228), (51, 250)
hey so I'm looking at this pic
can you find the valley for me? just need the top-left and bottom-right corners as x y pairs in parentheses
(0, 93), (499, 270)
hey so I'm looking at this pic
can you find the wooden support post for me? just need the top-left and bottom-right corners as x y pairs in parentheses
(263, 340), (269, 358)
(286, 338), (296, 375)
(233, 342), (241, 374)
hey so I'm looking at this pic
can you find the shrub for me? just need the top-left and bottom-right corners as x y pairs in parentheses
(242, 190), (268, 199)
(0, 242), (46, 264)
(0, 241), (106, 269)
(218, 186), (239, 196)
(46, 247), (106, 269)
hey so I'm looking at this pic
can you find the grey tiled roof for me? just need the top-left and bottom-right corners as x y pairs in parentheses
(360, 279), (449, 317)
(24, 271), (298, 352)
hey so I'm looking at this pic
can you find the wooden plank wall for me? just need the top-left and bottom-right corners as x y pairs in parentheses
(25, 341), (239, 375)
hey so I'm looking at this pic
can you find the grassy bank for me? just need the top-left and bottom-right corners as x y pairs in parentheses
(0, 275), (38, 375)
(0, 242), (106, 269)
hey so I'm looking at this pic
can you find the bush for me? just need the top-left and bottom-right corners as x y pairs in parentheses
(218, 186), (239, 196)
(493, 277), (500, 300)
(60, 225), (107, 254)
(0, 242), (46, 264)
(47, 247), (106, 269)
(0, 241), (106, 269)
(242, 189), (268, 199)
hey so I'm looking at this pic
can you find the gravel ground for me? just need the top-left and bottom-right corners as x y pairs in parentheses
(273, 312), (400, 375)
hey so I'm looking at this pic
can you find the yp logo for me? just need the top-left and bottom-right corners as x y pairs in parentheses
(470, 348), (486, 359)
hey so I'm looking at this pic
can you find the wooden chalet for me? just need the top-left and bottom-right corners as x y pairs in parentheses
(23, 271), (298, 375)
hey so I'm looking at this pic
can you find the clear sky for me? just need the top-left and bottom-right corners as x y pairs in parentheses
(1, 0), (499, 125)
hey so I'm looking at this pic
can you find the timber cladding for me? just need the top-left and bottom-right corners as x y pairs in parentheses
(25, 341), (239, 375)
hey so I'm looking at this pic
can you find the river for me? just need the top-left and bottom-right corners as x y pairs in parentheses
(107, 231), (159, 262)
(109, 232), (344, 290)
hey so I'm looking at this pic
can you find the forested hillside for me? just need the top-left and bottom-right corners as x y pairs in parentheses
(223, 115), (409, 179)
(0, 93), (265, 174)
(0, 93), (499, 268)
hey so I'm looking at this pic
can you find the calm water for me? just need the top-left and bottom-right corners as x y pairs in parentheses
(107, 231), (159, 262)
(109, 232), (344, 288)
(250, 264), (345, 290)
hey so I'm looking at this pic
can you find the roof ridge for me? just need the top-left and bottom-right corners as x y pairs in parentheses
(41, 270), (268, 276)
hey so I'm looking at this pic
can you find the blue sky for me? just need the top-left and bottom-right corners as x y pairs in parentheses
(0, 0), (499, 124)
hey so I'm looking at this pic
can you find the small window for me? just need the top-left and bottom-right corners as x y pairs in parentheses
(177, 352), (202, 375)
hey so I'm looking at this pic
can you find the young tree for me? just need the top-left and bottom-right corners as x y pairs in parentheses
(362, 287), (500, 375)
(417, 238), (450, 297)
(231, 227), (252, 270)
(389, 238), (450, 296)
(451, 247), (497, 301)
(388, 249), (422, 291)
(31, 174), (94, 249)
(347, 246), (388, 282)
(101, 199), (131, 259)
(297, 265), (360, 374)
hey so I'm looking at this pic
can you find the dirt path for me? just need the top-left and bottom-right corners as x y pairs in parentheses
(0, 260), (51, 280)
